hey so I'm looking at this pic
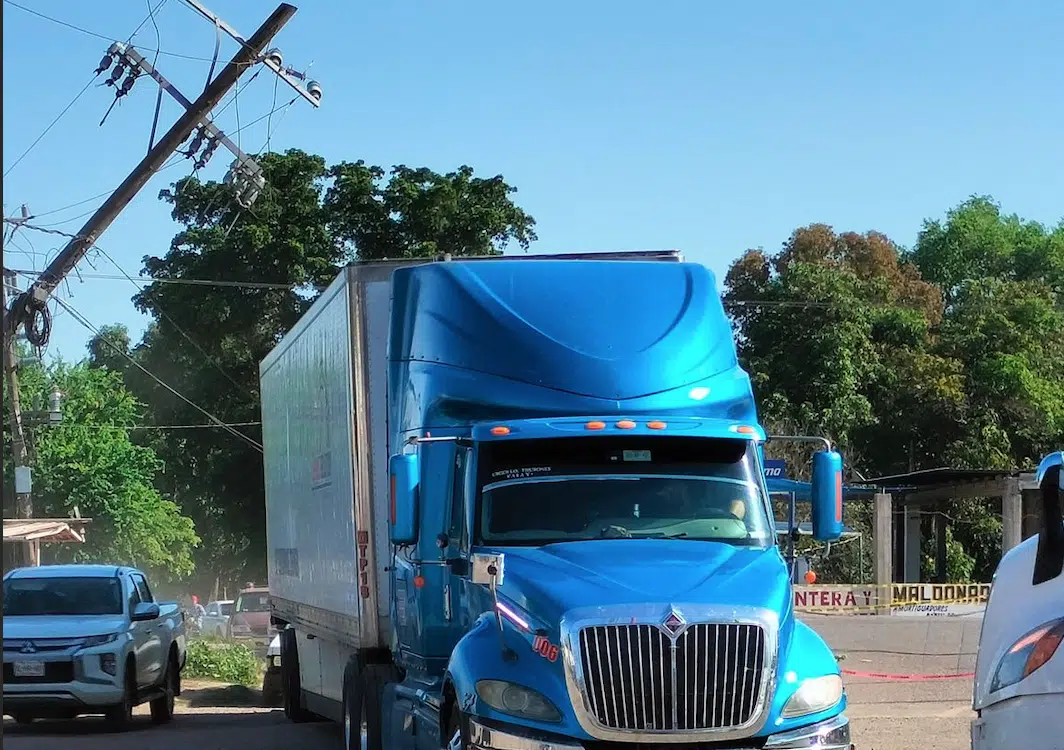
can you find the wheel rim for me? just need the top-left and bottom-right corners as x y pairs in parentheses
(449, 727), (463, 750)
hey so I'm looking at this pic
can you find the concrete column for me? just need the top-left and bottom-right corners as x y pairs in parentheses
(904, 505), (922, 582)
(935, 513), (948, 583)
(1002, 478), (1023, 553)
(874, 493), (893, 613)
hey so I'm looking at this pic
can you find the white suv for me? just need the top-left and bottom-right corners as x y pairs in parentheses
(971, 452), (1064, 749)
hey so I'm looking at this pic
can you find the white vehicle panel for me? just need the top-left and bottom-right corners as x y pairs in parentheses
(972, 452), (1064, 749)
(262, 274), (361, 620)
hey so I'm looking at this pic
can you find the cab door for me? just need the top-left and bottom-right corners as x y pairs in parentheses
(131, 573), (164, 685)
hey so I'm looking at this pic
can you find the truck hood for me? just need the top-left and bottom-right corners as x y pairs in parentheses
(493, 539), (790, 628)
(3, 615), (128, 640)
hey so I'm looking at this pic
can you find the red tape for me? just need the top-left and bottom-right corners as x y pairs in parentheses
(842, 668), (974, 681)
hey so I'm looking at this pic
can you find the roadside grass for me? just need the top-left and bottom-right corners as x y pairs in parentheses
(184, 637), (262, 687)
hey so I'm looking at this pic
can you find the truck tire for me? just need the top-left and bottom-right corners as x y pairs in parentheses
(446, 706), (470, 750)
(150, 652), (178, 724)
(105, 662), (136, 732)
(341, 656), (364, 750)
(280, 627), (316, 723)
(348, 662), (398, 750)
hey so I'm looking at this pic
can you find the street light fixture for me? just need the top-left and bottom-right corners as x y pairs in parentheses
(48, 386), (63, 425)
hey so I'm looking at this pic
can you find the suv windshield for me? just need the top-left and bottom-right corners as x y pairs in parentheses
(236, 592), (269, 612)
(475, 435), (773, 546)
(220, 602), (233, 616)
(3, 576), (124, 616)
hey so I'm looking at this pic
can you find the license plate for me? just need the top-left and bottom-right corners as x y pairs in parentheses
(13, 660), (45, 677)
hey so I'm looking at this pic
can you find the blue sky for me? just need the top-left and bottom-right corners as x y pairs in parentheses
(4, 0), (1063, 363)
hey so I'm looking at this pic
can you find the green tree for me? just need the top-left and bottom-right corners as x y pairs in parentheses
(119, 149), (536, 587)
(724, 224), (956, 470)
(3, 356), (199, 579)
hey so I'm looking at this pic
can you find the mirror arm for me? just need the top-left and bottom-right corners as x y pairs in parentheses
(487, 563), (518, 662)
(766, 435), (833, 452)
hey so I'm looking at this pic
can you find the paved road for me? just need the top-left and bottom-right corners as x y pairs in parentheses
(2, 683), (341, 750)
(5, 617), (976, 750)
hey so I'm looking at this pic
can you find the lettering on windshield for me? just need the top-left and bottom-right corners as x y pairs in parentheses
(490, 466), (552, 480)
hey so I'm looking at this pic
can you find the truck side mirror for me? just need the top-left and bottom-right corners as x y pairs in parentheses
(1033, 451), (1063, 586)
(810, 450), (844, 542)
(389, 453), (419, 545)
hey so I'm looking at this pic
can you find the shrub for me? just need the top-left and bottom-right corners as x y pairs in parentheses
(183, 639), (260, 686)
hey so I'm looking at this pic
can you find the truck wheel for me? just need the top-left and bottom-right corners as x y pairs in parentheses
(446, 706), (470, 750)
(341, 656), (363, 750)
(150, 654), (178, 724)
(349, 662), (398, 750)
(280, 627), (315, 723)
(105, 663), (136, 732)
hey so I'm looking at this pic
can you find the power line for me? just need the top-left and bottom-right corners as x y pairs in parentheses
(2, 0), (235, 63)
(11, 267), (302, 291)
(52, 295), (263, 453)
(28, 154), (189, 223)
(3, 0), (181, 180)
(37, 421), (262, 431)
(91, 244), (254, 397)
(3, 74), (99, 178)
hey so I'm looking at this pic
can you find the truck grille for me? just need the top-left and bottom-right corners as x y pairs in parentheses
(577, 623), (766, 732)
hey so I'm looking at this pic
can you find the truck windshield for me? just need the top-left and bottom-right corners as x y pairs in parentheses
(3, 576), (124, 616)
(475, 435), (773, 546)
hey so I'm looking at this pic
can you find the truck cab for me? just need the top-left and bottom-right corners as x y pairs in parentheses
(261, 255), (853, 750)
(971, 452), (1064, 749)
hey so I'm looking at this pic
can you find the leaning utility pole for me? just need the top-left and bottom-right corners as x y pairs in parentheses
(3, 3), (317, 568)
(3, 2), (304, 347)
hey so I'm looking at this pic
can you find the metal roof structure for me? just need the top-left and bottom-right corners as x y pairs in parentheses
(2, 518), (90, 544)
(862, 467), (1019, 488)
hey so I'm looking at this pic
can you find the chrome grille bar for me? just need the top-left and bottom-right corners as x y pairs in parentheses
(577, 622), (766, 732)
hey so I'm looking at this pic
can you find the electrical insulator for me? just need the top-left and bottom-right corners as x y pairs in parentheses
(95, 42), (124, 75)
(195, 139), (220, 170)
(187, 128), (207, 156)
(96, 53), (114, 75)
(119, 73), (137, 97)
(107, 62), (126, 86)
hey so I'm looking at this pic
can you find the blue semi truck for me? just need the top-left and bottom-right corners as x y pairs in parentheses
(260, 251), (853, 750)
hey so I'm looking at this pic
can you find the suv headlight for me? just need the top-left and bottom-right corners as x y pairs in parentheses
(781, 674), (843, 718)
(476, 679), (562, 722)
(991, 617), (1064, 693)
(82, 633), (119, 648)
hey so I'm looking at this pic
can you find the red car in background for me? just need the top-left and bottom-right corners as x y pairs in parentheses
(225, 585), (272, 647)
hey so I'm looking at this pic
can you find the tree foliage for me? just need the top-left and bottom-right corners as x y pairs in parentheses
(3, 355), (199, 578)
(727, 196), (1064, 582)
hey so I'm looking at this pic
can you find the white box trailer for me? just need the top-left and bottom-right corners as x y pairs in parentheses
(260, 252), (682, 721)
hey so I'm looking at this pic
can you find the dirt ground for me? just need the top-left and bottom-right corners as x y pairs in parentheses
(4, 616), (977, 749)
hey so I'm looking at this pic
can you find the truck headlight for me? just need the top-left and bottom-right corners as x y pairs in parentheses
(991, 617), (1064, 693)
(780, 674), (843, 718)
(476, 679), (562, 722)
(82, 633), (119, 648)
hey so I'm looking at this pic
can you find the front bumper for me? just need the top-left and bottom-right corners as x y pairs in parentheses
(972, 695), (1064, 750)
(467, 714), (852, 750)
(2, 645), (130, 716)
